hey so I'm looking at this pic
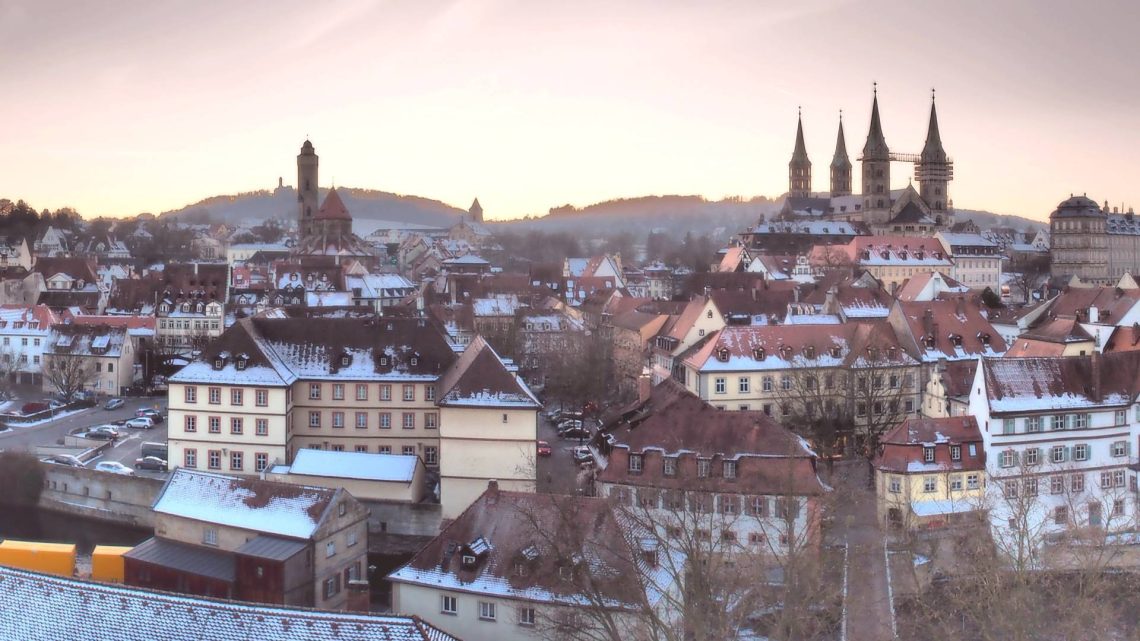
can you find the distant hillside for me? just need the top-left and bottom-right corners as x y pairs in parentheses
(158, 186), (467, 232)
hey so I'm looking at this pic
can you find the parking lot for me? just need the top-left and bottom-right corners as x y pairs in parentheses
(535, 409), (597, 496)
(0, 393), (169, 478)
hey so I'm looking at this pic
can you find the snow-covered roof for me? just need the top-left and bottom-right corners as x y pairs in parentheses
(153, 469), (338, 540)
(285, 450), (419, 483)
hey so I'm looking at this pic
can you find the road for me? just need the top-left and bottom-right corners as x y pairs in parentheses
(535, 411), (594, 495)
(0, 395), (169, 477)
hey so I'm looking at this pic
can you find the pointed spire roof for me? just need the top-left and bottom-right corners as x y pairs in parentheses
(790, 109), (810, 165)
(921, 90), (947, 164)
(831, 112), (851, 169)
(315, 188), (351, 221)
(862, 86), (889, 159)
(470, 198), (483, 215)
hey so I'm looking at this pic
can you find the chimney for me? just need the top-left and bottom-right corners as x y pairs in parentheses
(923, 309), (934, 335)
(1089, 305), (1099, 324)
(487, 479), (499, 495)
(346, 579), (371, 612)
(1090, 351), (1101, 402)
(824, 286), (838, 313)
(637, 370), (653, 404)
(793, 287), (800, 303)
(955, 296), (965, 318)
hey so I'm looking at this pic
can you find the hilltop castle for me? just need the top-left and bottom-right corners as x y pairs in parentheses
(784, 87), (954, 236)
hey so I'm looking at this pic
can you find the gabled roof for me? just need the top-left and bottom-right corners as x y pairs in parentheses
(436, 335), (539, 408)
(0, 565), (459, 641)
(315, 188), (352, 220)
(32, 257), (98, 284)
(1043, 286), (1140, 324)
(981, 353), (1140, 413)
(893, 298), (1007, 361)
(45, 324), (129, 358)
(683, 321), (915, 372)
(875, 416), (984, 474)
(153, 469), (341, 540)
(286, 449), (420, 483)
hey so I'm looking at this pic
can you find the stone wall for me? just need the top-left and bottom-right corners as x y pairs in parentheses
(39, 465), (164, 529)
(363, 500), (441, 555)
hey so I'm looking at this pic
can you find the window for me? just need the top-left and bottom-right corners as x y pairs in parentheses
(203, 527), (218, 546)
(663, 457), (677, 477)
(1004, 480), (1018, 498)
(1114, 469), (1126, 488)
(1051, 476), (1064, 495)
(1055, 506), (1069, 525)
(518, 606), (536, 627)
(1073, 444), (1089, 461)
(231, 389), (243, 406)
(923, 476), (937, 493)
(208, 450), (221, 470)
(714, 378), (726, 394)
(355, 412), (368, 429)
(762, 376), (773, 392)
(1112, 441), (1128, 457)
(184, 415), (197, 432)
(950, 475), (963, 492)
(1072, 474), (1085, 493)
(697, 459), (710, 478)
(628, 454), (643, 473)
(230, 451), (243, 471)
(889, 477), (901, 493)
(1101, 472), (1114, 489)
(423, 412), (438, 429)
(1024, 478), (1038, 497)
(184, 449), (197, 468)
(1024, 448), (1039, 466)
(324, 575), (341, 599)
(1116, 409), (1127, 425)
(923, 446), (935, 463)
(379, 412), (391, 429)
(326, 541), (336, 558)
(1051, 414), (1065, 430)
(723, 460), (737, 479)
(719, 495), (739, 515)
(347, 530), (358, 547)
(403, 385), (415, 401)
(309, 411), (321, 428)
(332, 412), (345, 428)
(479, 601), (496, 621)
(256, 419), (268, 436)
(255, 453), (268, 472)
(425, 385), (436, 401)
(230, 417), (243, 434)
(1074, 413), (1089, 429)
(950, 445), (961, 461)
(379, 445), (392, 454)
(999, 450), (1015, 468)
(402, 413), (415, 429)
(402, 445), (415, 456)
(738, 377), (750, 393)
(255, 389), (268, 407)
(331, 384), (344, 400)
(356, 384), (368, 401)
(185, 386), (197, 403)
(309, 383), (321, 400)
(746, 496), (768, 516)
(208, 387), (221, 404)
(1026, 416), (1041, 433)
(856, 402), (867, 417)
(380, 384), (391, 400)
(208, 416), (221, 434)
(354, 445), (368, 453)
(781, 375), (792, 390)
(1002, 418), (1015, 435)
(1113, 499), (1125, 517)
(424, 446), (438, 465)
(441, 595), (457, 615)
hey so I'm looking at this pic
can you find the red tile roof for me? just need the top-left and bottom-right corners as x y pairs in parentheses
(875, 416), (985, 474)
(315, 188), (352, 220)
(893, 298), (1007, 360)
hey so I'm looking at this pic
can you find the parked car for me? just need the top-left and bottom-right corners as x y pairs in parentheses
(134, 456), (168, 472)
(135, 408), (164, 423)
(558, 426), (591, 440)
(43, 454), (85, 468)
(124, 417), (155, 429)
(537, 440), (552, 457)
(571, 445), (594, 464)
(45, 399), (66, 409)
(94, 461), (135, 476)
(84, 426), (120, 440)
(557, 419), (583, 431)
(104, 398), (125, 410)
(20, 402), (48, 415)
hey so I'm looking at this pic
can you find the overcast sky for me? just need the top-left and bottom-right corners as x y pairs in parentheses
(2, 0), (1138, 221)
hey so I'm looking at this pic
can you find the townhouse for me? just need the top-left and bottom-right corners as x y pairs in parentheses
(42, 323), (136, 397)
(969, 353), (1140, 541)
(812, 235), (952, 291)
(934, 232), (1002, 292)
(874, 415), (987, 530)
(0, 304), (57, 385)
(650, 294), (725, 384)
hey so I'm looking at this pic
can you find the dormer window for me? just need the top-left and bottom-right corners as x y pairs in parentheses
(160, 304), (169, 313)
(341, 354), (351, 367)
(410, 357), (419, 366)
(214, 358), (225, 370)
(753, 347), (766, 361)
(379, 356), (389, 366)
(236, 359), (247, 371)
(804, 345), (816, 359)
(830, 346), (842, 358)
(923, 446), (935, 463)
(716, 348), (729, 363)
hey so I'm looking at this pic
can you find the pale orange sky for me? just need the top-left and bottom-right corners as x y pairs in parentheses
(2, 0), (1138, 222)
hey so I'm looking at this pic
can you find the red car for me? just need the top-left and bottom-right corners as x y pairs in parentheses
(537, 440), (552, 457)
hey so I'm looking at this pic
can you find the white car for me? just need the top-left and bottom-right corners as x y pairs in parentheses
(124, 417), (155, 429)
(94, 461), (135, 476)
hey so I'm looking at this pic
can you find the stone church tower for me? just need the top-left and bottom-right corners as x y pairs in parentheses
(916, 92), (953, 224)
(861, 87), (891, 225)
(788, 110), (812, 198)
(830, 113), (852, 197)
(297, 140), (319, 238)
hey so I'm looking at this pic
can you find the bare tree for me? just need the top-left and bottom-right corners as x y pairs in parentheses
(42, 353), (96, 401)
(0, 348), (19, 401)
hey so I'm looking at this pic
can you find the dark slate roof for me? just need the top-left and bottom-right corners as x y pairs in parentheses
(1050, 195), (1104, 219)
(235, 535), (308, 561)
(0, 564), (460, 641)
(124, 537), (236, 583)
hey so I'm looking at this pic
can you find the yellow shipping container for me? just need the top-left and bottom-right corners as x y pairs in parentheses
(91, 545), (131, 583)
(0, 540), (76, 577)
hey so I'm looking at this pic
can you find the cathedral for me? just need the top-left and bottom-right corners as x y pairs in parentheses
(783, 87), (954, 236)
(291, 139), (378, 266)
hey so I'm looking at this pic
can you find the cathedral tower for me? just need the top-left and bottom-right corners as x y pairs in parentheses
(830, 112), (852, 197)
(861, 86), (891, 223)
(916, 90), (953, 224)
(788, 109), (812, 198)
(297, 139), (319, 238)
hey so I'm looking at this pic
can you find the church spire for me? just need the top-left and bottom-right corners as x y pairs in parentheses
(921, 88), (947, 164)
(788, 107), (812, 198)
(862, 83), (889, 159)
(830, 111), (852, 197)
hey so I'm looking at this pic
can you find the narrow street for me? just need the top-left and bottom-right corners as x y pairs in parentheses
(829, 461), (897, 641)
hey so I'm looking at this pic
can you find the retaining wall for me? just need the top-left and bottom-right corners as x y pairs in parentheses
(39, 466), (164, 529)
